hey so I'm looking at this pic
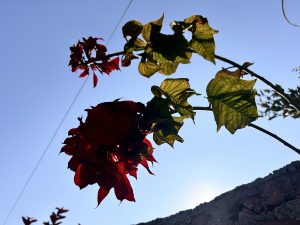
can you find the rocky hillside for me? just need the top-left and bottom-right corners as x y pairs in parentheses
(137, 161), (300, 225)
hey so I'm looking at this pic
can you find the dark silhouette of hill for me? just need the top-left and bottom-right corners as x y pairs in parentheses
(137, 161), (300, 225)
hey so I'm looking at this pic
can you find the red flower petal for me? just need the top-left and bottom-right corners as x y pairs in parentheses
(140, 159), (154, 175)
(74, 164), (97, 189)
(79, 70), (88, 78)
(68, 157), (80, 172)
(110, 57), (120, 70)
(97, 187), (110, 206)
(93, 73), (98, 87)
(128, 166), (138, 179)
(114, 175), (135, 202)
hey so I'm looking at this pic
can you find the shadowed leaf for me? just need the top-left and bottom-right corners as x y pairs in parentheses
(153, 78), (199, 119)
(142, 15), (164, 42)
(122, 20), (143, 38)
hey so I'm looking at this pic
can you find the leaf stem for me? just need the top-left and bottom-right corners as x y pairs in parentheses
(214, 54), (300, 113)
(191, 106), (300, 154)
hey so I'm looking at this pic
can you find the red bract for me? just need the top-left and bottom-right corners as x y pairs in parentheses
(61, 100), (156, 205)
(69, 37), (120, 87)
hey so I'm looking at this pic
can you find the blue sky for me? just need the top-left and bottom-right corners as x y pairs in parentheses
(0, 0), (299, 225)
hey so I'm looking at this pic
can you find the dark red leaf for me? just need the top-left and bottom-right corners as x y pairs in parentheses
(68, 157), (80, 171)
(97, 187), (110, 206)
(93, 73), (98, 87)
(74, 164), (97, 189)
(114, 175), (135, 202)
(110, 57), (120, 70)
(128, 166), (138, 179)
(140, 159), (154, 175)
(79, 70), (88, 78)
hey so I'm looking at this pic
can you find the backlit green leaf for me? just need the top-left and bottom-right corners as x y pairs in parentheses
(153, 122), (184, 147)
(152, 78), (198, 120)
(206, 75), (258, 134)
(189, 38), (215, 63)
(122, 20), (143, 38)
(143, 97), (183, 147)
(138, 61), (160, 77)
(124, 38), (147, 53)
(184, 15), (218, 63)
(142, 15), (164, 42)
(158, 61), (179, 75)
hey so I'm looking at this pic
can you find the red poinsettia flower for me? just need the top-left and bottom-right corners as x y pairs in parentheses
(69, 37), (120, 87)
(61, 100), (156, 205)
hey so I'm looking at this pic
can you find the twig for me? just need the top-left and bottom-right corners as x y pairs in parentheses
(192, 106), (212, 111)
(214, 54), (300, 113)
(191, 106), (300, 154)
(106, 51), (125, 58)
(248, 123), (300, 155)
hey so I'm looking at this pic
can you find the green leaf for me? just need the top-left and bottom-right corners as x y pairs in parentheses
(152, 34), (190, 63)
(122, 20), (143, 38)
(143, 97), (183, 147)
(158, 61), (179, 75)
(124, 38), (147, 53)
(189, 38), (216, 63)
(206, 75), (258, 134)
(134, 38), (147, 49)
(184, 15), (218, 63)
(152, 78), (198, 120)
(161, 78), (198, 119)
(142, 15), (164, 42)
(145, 78), (199, 146)
(138, 61), (160, 77)
(153, 122), (184, 147)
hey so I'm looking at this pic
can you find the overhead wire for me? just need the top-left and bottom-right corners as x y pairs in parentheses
(281, 0), (300, 27)
(2, 1), (133, 224)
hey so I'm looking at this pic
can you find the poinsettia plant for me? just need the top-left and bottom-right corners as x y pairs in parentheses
(62, 15), (300, 205)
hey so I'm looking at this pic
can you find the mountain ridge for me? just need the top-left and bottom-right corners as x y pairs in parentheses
(137, 161), (300, 225)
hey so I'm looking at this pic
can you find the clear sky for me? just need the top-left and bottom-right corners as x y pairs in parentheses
(0, 0), (299, 225)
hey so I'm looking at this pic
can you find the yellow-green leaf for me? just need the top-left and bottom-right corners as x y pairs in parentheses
(138, 61), (160, 77)
(159, 61), (179, 75)
(143, 97), (183, 147)
(152, 78), (198, 119)
(184, 15), (218, 63)
(206, 75), (258, 134)
(142, 15), (164, 42)
(122, 20), (143, 38)
(189, 39), (215, 63)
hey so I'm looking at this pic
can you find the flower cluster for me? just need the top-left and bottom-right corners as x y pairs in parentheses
(69, 37), (120, 87)
(61, 100), (156, 205)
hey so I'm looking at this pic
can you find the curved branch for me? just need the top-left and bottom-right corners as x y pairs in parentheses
(248, 123), (300, 155)
(214, 54), (300, 113)
(192, 106), (300, 154)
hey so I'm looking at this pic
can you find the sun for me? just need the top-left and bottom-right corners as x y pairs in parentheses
(181, 183), (222, 209)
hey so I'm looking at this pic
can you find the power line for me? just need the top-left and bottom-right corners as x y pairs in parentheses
(281, 0), (300, 27)
(106, 0), (134, 44)
(2, 1), (134, 225)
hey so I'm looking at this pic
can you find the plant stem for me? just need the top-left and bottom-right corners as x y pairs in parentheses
(191, 106), (300, 155)
(248, 123), (300, 155)
(106, 51), (125, 58)
(192, 106), (212, 111)
(214, 54), (300, 113)
(105, 51), (300, 114)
